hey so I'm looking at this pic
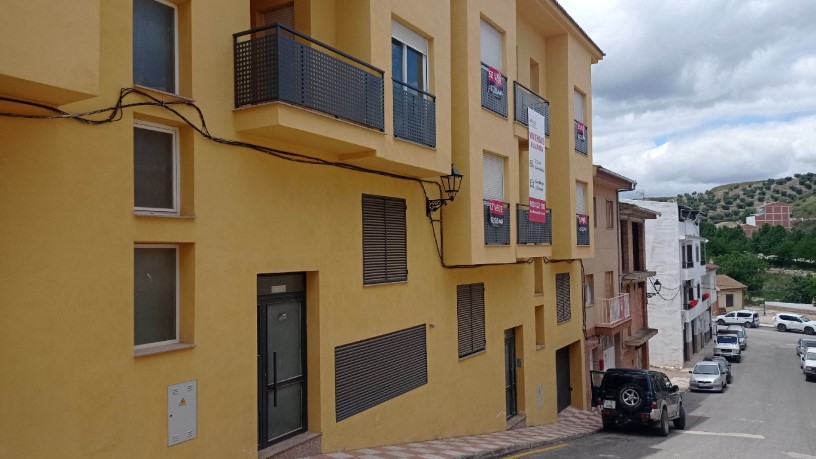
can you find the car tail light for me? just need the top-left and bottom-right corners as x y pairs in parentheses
(651, 401), (657, 409)
(597, 398), (603, 406)
(641, 413), (651, 420)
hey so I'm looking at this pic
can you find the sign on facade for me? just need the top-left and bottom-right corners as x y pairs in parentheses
(528, 108), (547, 223)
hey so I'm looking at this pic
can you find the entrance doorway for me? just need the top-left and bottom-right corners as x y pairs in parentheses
(555, 346), (571, 412)
(257, 273), (307, 449)
(504, 328), (517, 418)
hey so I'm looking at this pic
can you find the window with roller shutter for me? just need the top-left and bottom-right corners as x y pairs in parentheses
(458, 283), (486, 358)
(362, 195), (407, 285)
(556, 273), (571, 323)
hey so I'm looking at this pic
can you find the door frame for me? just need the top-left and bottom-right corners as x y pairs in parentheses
(258, 284), (307, 449)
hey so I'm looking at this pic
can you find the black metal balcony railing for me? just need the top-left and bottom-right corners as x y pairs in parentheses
(517, 205), (552, 244)
(484, 200), (511, 245)
(682, 261), (694, 269)
(392, 80), (436, 148)
(234, 24), (385, 131)
(480, 63), (508, 118)
(577, 214), (590, 246)
(574, 120), (589, 154)
(513, 82), (550, 136)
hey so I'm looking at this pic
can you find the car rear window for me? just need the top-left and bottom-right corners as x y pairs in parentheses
(600, 373), (648, 392)
(717, 335), (738, 344)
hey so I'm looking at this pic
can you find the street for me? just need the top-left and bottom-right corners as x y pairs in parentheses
(506, 327), (816, 458)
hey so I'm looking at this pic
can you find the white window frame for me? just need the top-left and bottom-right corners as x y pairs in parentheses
(134, 244), (180, 350)
(483, 152), (505, 201)
(479, 18), (503, 71)
(134, 0), (179, 95)
(574, 89), (585, 123)
(133, 120), (180, 215)
(575, 181), (587, 215)
(392, 21), (429, 92)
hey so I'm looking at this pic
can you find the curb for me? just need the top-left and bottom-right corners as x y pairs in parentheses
(478, 430), (601, 459)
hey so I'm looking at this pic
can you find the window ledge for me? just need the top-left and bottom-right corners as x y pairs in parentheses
(363, 279), (408, 287)
(134, 342), (195, 358)
(458, 349), (486, 361)
(134, 211), (195, 219)
(132, 85), (195, 103)
(536, 344), (545, 350)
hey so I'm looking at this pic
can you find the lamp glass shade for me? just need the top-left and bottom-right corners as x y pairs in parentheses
(442, 165), (463, 201)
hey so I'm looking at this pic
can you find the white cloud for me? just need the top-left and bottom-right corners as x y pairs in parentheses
(558, 0), (816, 196)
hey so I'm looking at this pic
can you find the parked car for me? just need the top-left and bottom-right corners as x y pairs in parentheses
(591, 368), (685, 436)
(714, 334), (742, 362)
(716, 310), (760, 328)
(689, 361), (727, 392)
(796, 338), (816, 356)
(726, 325), (747, 350)
(803, 349), (816, 381)
(704, 356), (732, 383)
(773, 313), (816, 335)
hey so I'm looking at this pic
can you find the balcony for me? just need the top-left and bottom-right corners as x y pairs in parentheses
(517, 205), (552, 244)
(513, 82), (550, 135)
(484, 200), (511, 245)
(234, 24), (384, 128)
(392, 80), (436, 148)
(595, 293), (631, 334)
(480, 63), (508, 117)
(577, 214), (590, 246)
(574, 120), (589, 154)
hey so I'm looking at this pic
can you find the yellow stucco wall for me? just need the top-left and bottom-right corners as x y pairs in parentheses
(0, 0), (600, 456)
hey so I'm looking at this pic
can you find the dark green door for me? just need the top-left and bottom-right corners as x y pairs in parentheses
(505, 329), (517, 418)
(258, 274), (306, 448)
(556, 346), (571, 412)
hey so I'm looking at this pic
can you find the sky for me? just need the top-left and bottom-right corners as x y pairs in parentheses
(557, 0), (816, 198)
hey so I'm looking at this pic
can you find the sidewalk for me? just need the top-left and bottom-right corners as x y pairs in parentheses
(652, 335), (717, 392)
(306, 407), (601, 459)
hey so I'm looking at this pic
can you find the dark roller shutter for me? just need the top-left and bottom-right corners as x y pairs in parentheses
(335, 324), (427, 422)
(362, 195), (407, 284)
(457, 283), (486, 358)
(556, 273), (571, 323)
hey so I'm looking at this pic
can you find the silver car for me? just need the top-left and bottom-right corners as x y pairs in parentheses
(796, 338), (816, 356)
(689, 361), (727, 392)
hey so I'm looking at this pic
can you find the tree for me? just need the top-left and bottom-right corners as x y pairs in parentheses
(714, 252), (768, 293)
(781, 276), (816, 303)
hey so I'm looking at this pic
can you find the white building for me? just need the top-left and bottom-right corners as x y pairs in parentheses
(621, 200), (712, 368)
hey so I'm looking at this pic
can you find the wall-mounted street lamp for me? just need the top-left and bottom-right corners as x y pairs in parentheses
(426, 165), (463, 216)
(647, 278), (662, 298)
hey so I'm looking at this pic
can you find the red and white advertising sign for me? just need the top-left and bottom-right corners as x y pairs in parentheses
(487, 65), (504, 98)
(528, 108), (547, 223)
(489, 199), (505, 227)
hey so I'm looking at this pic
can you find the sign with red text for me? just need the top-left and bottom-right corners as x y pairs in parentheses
(528, 108), (547, 223)
(487, 66), (504, 98)
(489, 199), (505, 227)
(577, 214), (589, 233)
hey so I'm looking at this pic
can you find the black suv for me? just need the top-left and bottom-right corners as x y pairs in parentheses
(591, 368), (685, 436)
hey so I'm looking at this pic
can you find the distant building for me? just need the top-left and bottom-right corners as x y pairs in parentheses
(743, 201), (792, 236)
(717, 275), (748, 312)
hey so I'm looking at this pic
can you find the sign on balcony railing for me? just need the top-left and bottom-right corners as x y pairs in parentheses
(577, 214), (590, 246)
(574, 120), (589, 154)
(528, 108), (547, 224)
(484, 200), (510, 245)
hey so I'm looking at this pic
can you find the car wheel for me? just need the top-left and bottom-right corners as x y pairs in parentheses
(727, 374), (732, 384)
(657, 409), (670, 437)
(602, 417), (615, 431)
(805, 327), (815, 336)
(673, 405), (686, 430)
(806, 375), (812, 382)
(778, 324), (787, 332)
(719, 381), (725, 393)
(745, 322), (752, 329)
(617, 383), (645, 412)
(717, 319), (725, 325)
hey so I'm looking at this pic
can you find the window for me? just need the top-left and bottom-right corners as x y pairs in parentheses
(457, 283), (486, 358)
(480, 19), (502, 71)
(392, 21), (428, 91)
(134, 245), (178, 348)
(606, 200), (615, 228)
(362, 195), (407, 284)
(134, 121), (179, 214)
(529, 58), (540, 92)
(133, 0), (178, 94)
(726, 294), (734, 308)
(335, 325), (427, 421)
(605, 271), (614, 300)
(575, 182), (586, 215)
(261, 3), (294, 28)
(556, 273), (571, 323)
(574, 90), (585, 123)
(584, 274), (594, 307)
(593, 197), (597, 228)
(483, 152), (505, 201)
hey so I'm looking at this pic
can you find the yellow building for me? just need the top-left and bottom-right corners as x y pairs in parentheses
(0, 1), (602, 457)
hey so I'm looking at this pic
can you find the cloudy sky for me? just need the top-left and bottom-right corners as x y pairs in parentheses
(558, 0), (816, 198)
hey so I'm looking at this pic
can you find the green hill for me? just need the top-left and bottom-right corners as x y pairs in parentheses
(654, 172), (816, 225)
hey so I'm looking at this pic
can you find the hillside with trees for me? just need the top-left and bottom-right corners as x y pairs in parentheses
(656, 172), (816, 225)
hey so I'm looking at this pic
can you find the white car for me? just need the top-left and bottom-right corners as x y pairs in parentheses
(803, 348), (816, 381)
(716, 310), (760, 328)
(797, 338), (816, 356)
(773, 313), (816, 335)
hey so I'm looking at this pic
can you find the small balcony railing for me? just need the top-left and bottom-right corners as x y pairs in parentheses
(480, 63), (508, 117)
(682, 260), (694, 269)
(517, 205), (552, 244)
(574, 120), (589, 154)
(513, 82), (550, 135)
(392, 80), (436, 148)
(598, 293), (631, 325)
(484, 200), (510, 245)
(577, 214), (590, 246)
(233, 24), (385, 131)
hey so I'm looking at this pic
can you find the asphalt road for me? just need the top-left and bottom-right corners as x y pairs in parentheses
(506, 327), (816, 459)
